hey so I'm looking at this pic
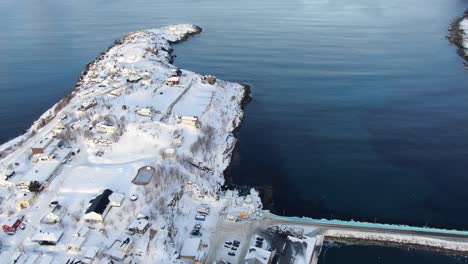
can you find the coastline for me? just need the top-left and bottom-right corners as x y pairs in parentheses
(448, 9), (468, 67)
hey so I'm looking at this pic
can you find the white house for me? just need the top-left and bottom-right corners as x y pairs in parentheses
(105, 237), (134, 261)
(127, 218), (150, 234)
(31, 228), (64, 245)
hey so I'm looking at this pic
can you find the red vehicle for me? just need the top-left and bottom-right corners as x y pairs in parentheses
(2, 215), (25, 235)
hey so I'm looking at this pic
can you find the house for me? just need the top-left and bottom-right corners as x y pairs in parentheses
(69, 226), (90, 251)
(132, 166), (155, 185)
(17, 192), (38, 209)
(127, 218), (150, 234)
(280, 236), (316, 264)
(95, 122), (116, 134)
(180, 238), (202, 260)
(41, 203), (66, 224)
(109, 192), (124, 207)
(79, 99), (97, 111)
(83, 189), (114, 223)
(165, 76), (180, 86)
(32, 138), (65, 163)
(244, 247), (273, 264)
(162, 148), (176, 158)
(177, 116), (200, 128)
(202, 75), (217, 85)
(31, 136), (54, 155)
(82, 247), (99, 264)
(31, 227), (64, 245)
(105, 237), (134, 261)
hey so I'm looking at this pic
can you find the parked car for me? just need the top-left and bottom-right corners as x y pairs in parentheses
(225, 241), (232, 245)
(228, 252), (235, 256)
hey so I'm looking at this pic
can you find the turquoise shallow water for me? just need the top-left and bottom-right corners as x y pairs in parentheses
(1, 0), (468, 262)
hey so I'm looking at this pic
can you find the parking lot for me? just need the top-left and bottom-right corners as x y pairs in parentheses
(205, 213), (269, 264)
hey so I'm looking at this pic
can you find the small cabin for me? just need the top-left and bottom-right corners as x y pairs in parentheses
(136, 108), (152, 117)
(166, 76), (180, 86)
(162, 148), (176, 159)
(177, 116), (200, 128)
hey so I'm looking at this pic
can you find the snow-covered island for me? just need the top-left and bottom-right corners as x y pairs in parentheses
(448, 9), (468, 68)
(0, 24), (265, 263)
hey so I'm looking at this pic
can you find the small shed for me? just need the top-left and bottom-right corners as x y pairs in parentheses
(180, 238), (202, 260)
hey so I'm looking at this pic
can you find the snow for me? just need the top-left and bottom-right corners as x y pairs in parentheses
(460, 18), (468, 51)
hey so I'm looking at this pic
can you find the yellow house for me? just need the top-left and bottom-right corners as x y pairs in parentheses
(17, 192), (37, 210)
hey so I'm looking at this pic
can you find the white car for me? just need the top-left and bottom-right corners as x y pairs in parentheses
(130, 194), (138, 201)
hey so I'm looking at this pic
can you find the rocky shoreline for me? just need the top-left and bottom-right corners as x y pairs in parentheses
(448, 9), (468, 67)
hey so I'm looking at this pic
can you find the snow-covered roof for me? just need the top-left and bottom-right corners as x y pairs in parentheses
(31, 228), (64, 243)
(244, 247), (272, 264)
(128, 218), (150, 231)
(31, 136), (54, 150)
(21, 160), (61, 184)
(109, 192), (124, 204)
(167, 76), (180, 82)
(180, 238), (201, 257)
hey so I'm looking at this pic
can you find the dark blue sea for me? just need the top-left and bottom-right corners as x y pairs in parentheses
(1, 0), (468, 262)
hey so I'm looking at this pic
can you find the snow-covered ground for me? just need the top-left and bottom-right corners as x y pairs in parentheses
(0, 24), (256, 263)
(448, 10), (468, 66)
(459, 18), (468, 52)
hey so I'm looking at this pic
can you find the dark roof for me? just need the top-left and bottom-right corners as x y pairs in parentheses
(86, 189), (113, 215)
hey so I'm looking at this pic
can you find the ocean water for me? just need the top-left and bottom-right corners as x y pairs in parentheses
(1, 0), (468, 262)
(318, 243), (468, 264)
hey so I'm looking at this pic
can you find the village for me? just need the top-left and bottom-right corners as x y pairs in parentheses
(0, 24), (327, 264)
